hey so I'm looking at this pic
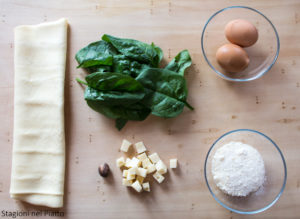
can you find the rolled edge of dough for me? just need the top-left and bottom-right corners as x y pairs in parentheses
(11, 194), (63, 209)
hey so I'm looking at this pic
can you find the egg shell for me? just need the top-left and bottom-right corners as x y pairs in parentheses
(216, 44), (250, 73)
(225, 19), (258, 47)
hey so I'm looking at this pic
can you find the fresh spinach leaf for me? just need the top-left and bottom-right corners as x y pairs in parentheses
(86, 65), (112, 73)
(84, 87), (145, 106)
(115, 118), (128, 131)
(86, 100), (151, 121)
(165, 50), (192, 76)
(151, 43), (164, 67)
(75, 40), (118, 68)
(85, 72), (144, 92)
(102, 34), (163, 67)
(141, 87), (186, 118)
(128, 61), (150, 78)
(75, 34), (193, 130)
(136, 68), (193, 118)
(111, 55), (132, 76)
(83, 72), (146, 106)
(112, 55), (150, 77)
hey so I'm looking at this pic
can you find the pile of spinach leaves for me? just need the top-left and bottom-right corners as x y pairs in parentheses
(76, 34), (193, 130)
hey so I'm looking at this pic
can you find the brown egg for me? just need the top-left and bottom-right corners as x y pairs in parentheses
(225, 19), (258, 47)
(216, 44), (250, 73)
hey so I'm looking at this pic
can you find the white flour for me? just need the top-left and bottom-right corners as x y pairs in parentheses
(212, 141), (265, 197)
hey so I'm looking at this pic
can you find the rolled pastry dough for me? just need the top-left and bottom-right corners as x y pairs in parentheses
(10, 18), (68, 208)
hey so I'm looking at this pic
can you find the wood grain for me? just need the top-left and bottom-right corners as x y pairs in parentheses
(0, 0), (300, 218)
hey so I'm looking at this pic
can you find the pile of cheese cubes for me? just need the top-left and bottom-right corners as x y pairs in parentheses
(116, 139), (177, 193)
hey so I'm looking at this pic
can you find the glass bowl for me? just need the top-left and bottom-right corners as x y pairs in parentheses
(204, 129), (287, 214)
(201, 6), (280, 82)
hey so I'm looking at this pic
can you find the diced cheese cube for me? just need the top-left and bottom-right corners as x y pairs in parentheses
(170, 159), (177, 169)
(137, 152), (148, 161)
(129, 157), (141, 168)
(153, 172), (165, 183)
(146, 164), (156, 174)
(131, 181), (142, 192)
(155, 160), (167, 174)
(116, 157), (125, 168)
(120, 139), (132, 152)
(128, 167), (137, 176)
(137, 167), (147, 178)
(122, 179), (133, 186)
(123, 170), (128, 178)
(142, 158), (152, 168)
(136, 175), (144, 184)
(127, 167), (137, 180)
(149, 153), (160, 164)
(127, 174), (135, 181)
(135, 141), (147, 154)
(125, 158), (132, 168)
(142, 182), (150, 192)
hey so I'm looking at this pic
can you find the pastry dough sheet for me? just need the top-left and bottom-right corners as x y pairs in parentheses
(10, 18), (68, 208)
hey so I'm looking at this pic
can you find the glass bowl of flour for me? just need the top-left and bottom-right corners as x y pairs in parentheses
(204, 129), (287, 214)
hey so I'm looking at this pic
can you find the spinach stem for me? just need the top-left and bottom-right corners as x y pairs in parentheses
(184, 101), (194, 110)
(76, 78), (88, 86)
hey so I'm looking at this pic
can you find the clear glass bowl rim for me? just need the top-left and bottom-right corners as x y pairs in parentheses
(201, 6), (280, 82)
(204, 129), (287, 214)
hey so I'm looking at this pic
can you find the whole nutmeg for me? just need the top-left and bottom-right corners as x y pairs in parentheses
(98, 163), (110, 177)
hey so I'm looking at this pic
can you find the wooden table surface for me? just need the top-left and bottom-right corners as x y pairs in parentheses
(1, 0), (300, 218)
